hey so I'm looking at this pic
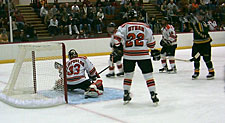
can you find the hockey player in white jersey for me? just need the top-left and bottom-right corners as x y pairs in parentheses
(159, 17), (177, 74)
(66, 49), (104, 98)
(113, 10), (160, 104)
(106, 22), (124, 77)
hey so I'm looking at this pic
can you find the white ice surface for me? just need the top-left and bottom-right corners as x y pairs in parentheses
(0, 47), (225, 123)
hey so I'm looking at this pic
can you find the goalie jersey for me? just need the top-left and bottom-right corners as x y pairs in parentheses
(161, 24), (177, 45)
(66, 56), (98, 85)
(113, 22), (156, 60)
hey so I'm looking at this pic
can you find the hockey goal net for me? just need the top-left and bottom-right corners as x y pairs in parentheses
(0, 43), (68, 108)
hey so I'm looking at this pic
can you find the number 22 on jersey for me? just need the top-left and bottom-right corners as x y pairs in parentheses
(126, 33), (144, 47)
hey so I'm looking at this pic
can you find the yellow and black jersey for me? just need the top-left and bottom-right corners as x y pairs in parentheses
(191, 21), (212, 44)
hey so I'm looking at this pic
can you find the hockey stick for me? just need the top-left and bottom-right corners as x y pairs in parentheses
(98, 66), (110, 75)
(169, 52), (200, 62)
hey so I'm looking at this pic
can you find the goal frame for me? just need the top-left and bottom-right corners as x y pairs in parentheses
(0, 42), (68, 108)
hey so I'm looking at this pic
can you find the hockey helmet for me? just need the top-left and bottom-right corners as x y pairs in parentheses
(68, 49), (78, 60)
(128, 9), (138, 20)
(107, 22), (116, 35)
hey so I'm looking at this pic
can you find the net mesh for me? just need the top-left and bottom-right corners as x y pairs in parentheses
(0, 43), (66, 108)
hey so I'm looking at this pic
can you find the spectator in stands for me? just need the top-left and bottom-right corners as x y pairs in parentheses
(14, 11), (25, 31)
(96, 0), (104, 12)
(58, 3), (64, 14)
(80, 3), (89, 16)
(105, 0), (112, 15)
(219, 24), (225, 31)
(44, 11), (53, 25)
(208, 18), (217, 31)
(139, 5), (147, 23)
(167, 0), (179, 23)
(50, 4), (58, 16)
(120, 4), (129, 23)
(87, 7), (96, 33)
(96, 8), (104, 33)
(0, 28), (8, 43)
(157, 0), (164, 11)
(120, 0), (128, 5)
(64, 2), (71, 15)
(72, 2), (80, 12)
(71, 9), (81, 35)
(81, 14), (91, 38)
(40, 4), (48, 21)
(22, 23), (37, 41)
(0, 0), (6, 19)
(83, 0), (91, 6)
(48, 15), (59, 36)
(161, 0), (168, 16)
(67, 15), (79, 37)
(149, 16), (157, 33)
(190, 0), (199, 13)
(127, 2), (134, 12)
(58, 11), (68, 35)
(110, 0), (117, 15)
(54, 0), (59, 9)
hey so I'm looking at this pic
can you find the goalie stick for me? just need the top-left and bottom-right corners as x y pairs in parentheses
(168, 52), (200, 62)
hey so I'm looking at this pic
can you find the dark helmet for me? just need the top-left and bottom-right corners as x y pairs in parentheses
(128, 9), (138, 20)
(108, 22), (116, 27)
(107, 22), (116, 34)
(68, 49), (78, 60)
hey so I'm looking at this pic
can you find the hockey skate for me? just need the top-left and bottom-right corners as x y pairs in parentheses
(206, 72), (215, 80)
(159, 67), (168, 73)
(123, 90), (132, 105)
(192, 72), (199, 80)
(168, 67), (177, 74)
(106, 72), (115, 77)
(116, 72), (124, 76)
(150, 91), (159, 105)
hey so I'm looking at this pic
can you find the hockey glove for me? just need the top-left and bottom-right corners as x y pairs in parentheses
(160, 39), (172, 47)
(151, 49), (161, 61)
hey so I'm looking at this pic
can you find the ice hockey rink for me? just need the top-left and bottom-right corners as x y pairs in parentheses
(0, 47), (225, 123)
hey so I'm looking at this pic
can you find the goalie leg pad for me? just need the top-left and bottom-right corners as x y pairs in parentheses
(84, 84), (103, 98)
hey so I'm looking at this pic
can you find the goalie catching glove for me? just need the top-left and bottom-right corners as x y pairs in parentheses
(151, 49), (161, 61)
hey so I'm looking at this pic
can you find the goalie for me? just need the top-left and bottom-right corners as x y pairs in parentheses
(54, 49), (104, 98)
(106, 22), (124, 77)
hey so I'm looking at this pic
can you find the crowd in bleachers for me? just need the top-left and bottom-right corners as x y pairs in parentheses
(0, 0), (225, 43)
(157, 0), (225, 32)
(32, 0), (148, 38)
(0, 0), (37, 43)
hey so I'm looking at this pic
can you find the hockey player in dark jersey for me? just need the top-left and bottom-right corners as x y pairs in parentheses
(190, 11), (215, 80)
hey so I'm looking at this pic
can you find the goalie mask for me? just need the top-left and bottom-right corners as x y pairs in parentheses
(68, 49), (78, 60)
(107, 22), (116, 35)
